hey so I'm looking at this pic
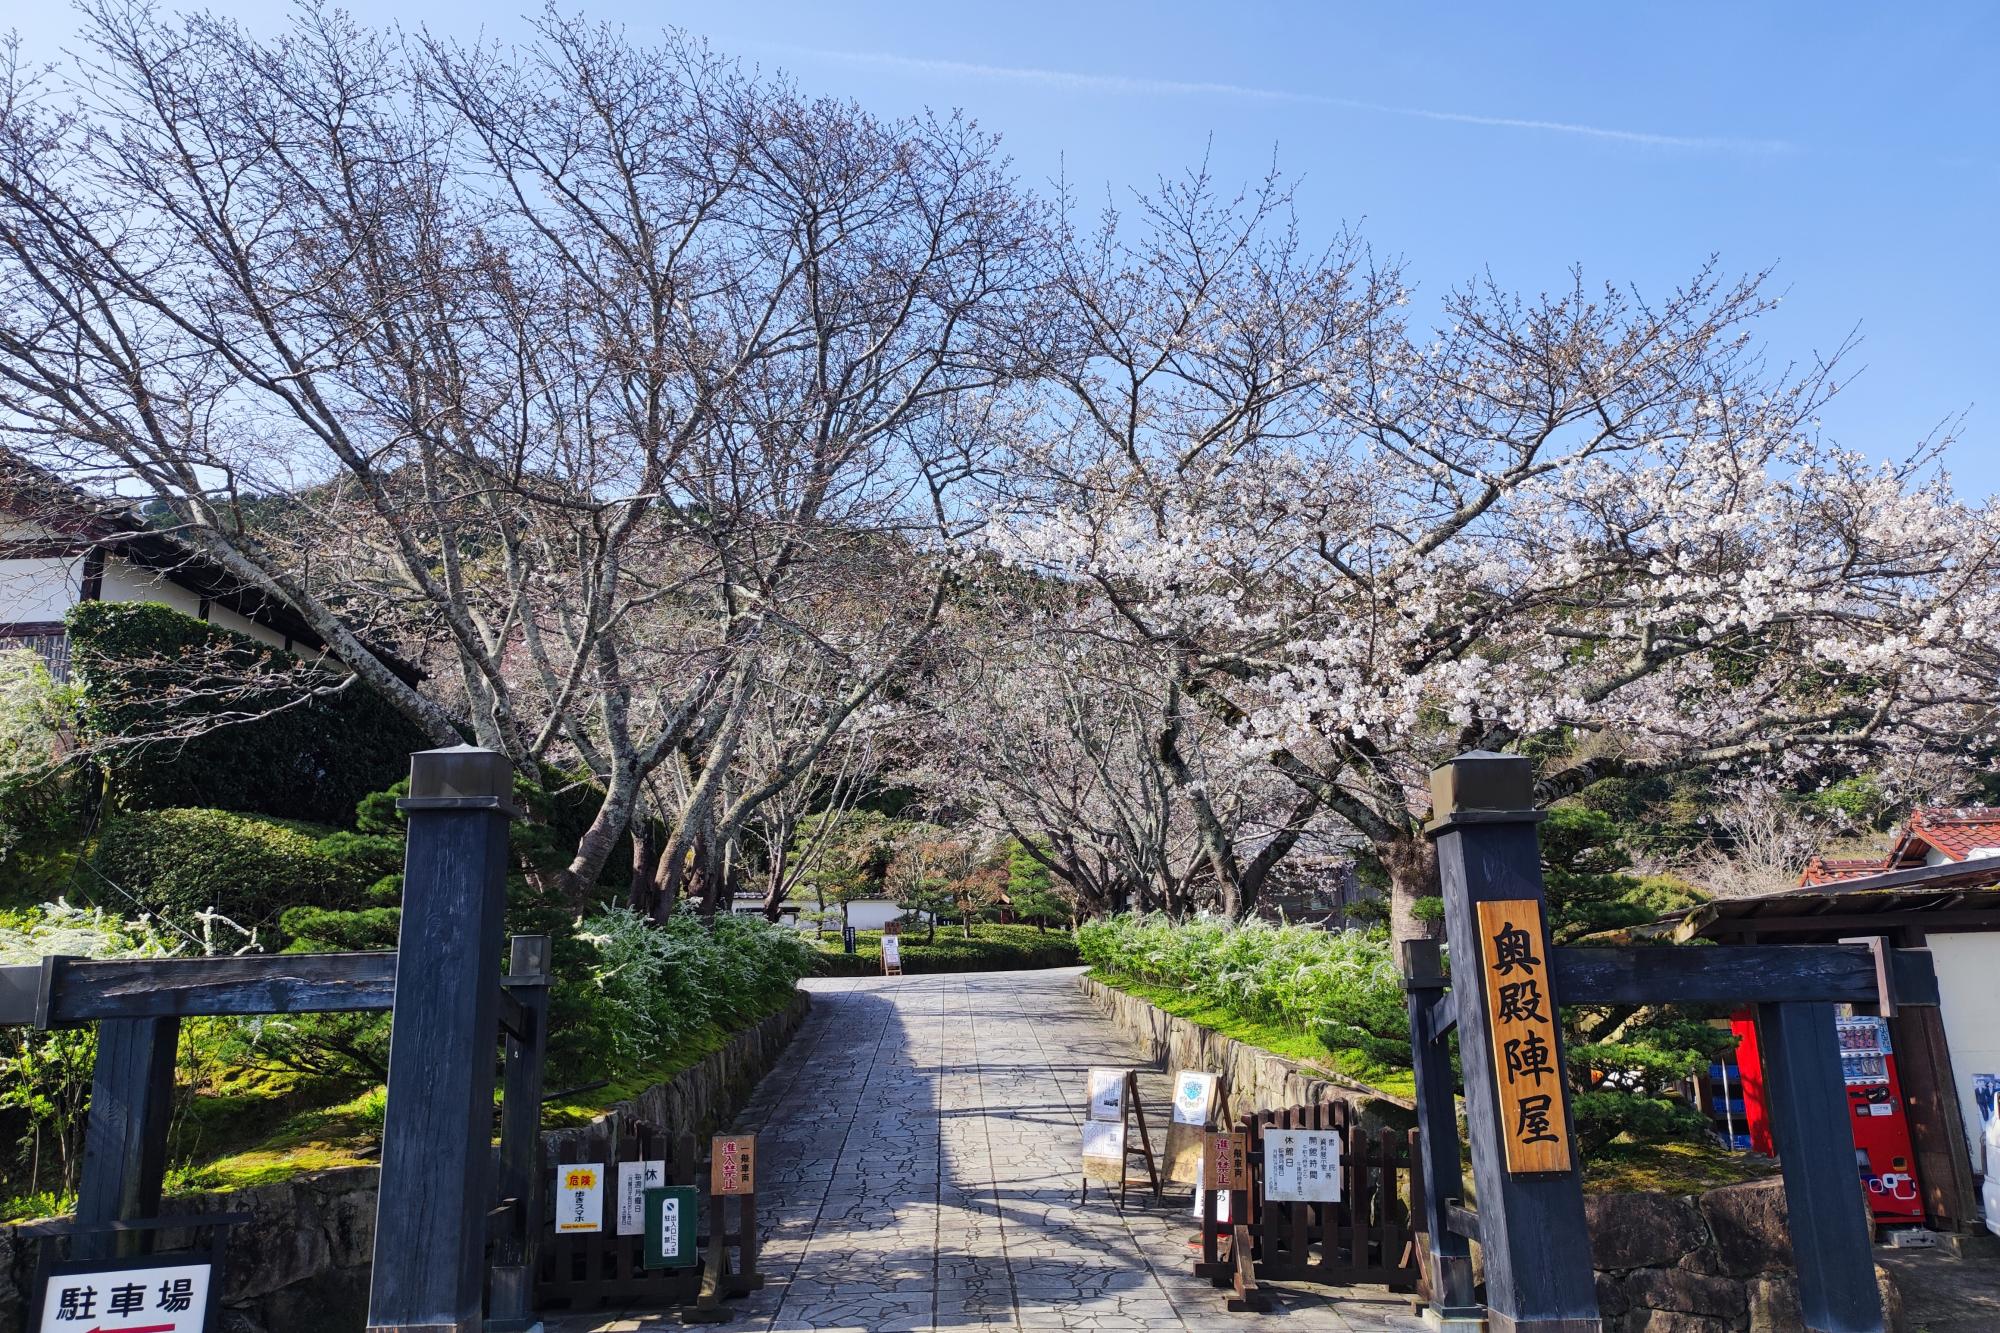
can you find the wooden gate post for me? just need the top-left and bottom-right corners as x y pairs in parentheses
(1428, 751), (1601, 1333)
(366, 745), (517, 1333)
(1400, 939), (1481, 1326)
(72, 1013), (180, 1261)
(1755, 1001), (1884, 1332)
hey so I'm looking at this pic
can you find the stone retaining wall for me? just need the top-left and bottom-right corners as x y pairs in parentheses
(0, 990), (810, 1333)
(1081, 973), (1906, 1331)
(1588, 1180), (1904, 1332)
(1078, 972), (1414, 1133)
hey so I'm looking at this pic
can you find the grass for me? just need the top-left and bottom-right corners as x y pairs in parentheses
(0, 989), (806, 1219)
(812, 922), (1079, 975)
(1089, 968), (1417, 1101)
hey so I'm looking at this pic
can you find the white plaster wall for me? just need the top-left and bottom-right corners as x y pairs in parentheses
(206, 601), (289, 651)
(0, 555), (83, 622)
(98, 558), (203, 617)
(1926, 930), (2000, 1172)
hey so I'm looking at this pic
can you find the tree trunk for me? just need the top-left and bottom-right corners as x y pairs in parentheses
(1380, 836), (1442, 946)
(629, 817), (662, 912)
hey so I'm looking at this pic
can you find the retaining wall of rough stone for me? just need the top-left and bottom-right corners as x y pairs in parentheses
(1078, 972), (1414, 1133)
(0, 990), (809, 1333)
(1587, 1180), (1904, 1332)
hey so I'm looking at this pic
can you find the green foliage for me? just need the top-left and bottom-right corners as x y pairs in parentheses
(93, 808), (378, 930)
(813, 923), (1080, 975)
(567, 906), (817, 1083)
(0, 651), (91, 881)
(66, 600), (431, 826)
(0, 904), (174, 1199)
(1075, 913), (1410, 1068)
(1540, 809), (1729, 1154)
(1006, 840), (1071, 928)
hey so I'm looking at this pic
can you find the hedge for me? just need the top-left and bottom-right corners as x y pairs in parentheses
(93, 808), (384, 928)
(68, 600), (432, 826)
(812, 923), (1080, 975)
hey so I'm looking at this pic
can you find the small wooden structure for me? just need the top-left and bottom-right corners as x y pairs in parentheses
(1192, 1102), (1420, 1312)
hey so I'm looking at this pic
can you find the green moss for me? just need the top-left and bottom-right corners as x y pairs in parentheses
(1581, 1138), (1778, 1195)
(1089, 969), (1417, 1101)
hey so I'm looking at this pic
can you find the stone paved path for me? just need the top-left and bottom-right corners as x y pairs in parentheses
(552, 966), (1426, 1332)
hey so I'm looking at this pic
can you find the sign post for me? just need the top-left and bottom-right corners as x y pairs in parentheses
(1428, 751), (1599, 1333)
(35, 1256), (215, 1333)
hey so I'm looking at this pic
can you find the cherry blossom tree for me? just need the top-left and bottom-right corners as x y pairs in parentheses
(990, 170), (2000, 944)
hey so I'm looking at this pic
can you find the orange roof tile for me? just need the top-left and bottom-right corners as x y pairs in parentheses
(1797, 855), (1888, 887)
(1904, 806), (2000, 863)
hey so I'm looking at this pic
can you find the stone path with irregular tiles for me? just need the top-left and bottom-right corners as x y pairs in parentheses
(551, 966), (1426, 1332)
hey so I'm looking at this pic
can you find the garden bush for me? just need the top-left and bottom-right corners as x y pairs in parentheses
(67, 600), (431, 826)
(1076, 913), (1410, 1066)
(569, 906), (818, 1081)
(813, 922), (1081, 975)
(93, 807), (378, 930)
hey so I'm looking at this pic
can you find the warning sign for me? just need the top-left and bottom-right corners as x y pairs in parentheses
(36, 1256), (211, 1333)
(555, 1162), (604, 1233)
(711, 1134), (756, 1196)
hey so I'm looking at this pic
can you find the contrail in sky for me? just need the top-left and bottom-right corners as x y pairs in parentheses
(775, 48), (1793, 154)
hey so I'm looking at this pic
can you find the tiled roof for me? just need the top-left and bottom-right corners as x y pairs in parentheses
(1903, 806), (2000, 863)
(1798, 856), (1888, 887)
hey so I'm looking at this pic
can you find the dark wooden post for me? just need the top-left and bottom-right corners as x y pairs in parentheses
(72, 1014), (180, 1260)
(488, 933), (551, 1332)
(1400, 939), (1481, 1327)
(1755, 1001), (1884, 1333)
(1429, 751), (1600, 1333)
(366, 745), (516, 1333)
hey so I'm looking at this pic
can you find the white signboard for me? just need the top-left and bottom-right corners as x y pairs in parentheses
(616, 1159), (668, 1236)
(1086, 1068), (1125, 1122)
(1171, 1070), (1217, 1126)
(881, 934), (901, 966)
(1190, 1156), (1233, 1223)
(38, 1258), (210, 1332)
(1260, 1127), (1342, 1202)
(556, 1162), (605, 1233)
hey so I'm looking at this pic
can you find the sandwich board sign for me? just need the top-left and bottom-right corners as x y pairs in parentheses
(616, 1159), (668, 1235)
(1164, 1070), (1218, 1183)
(37, 1255), (215, 1332)
(881, 933), (902, 975)
(555, 1162), (605, 1233)
(642, 1185), (700, 1270)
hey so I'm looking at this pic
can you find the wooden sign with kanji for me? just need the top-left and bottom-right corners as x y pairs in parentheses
(1475, 898), (1573, 1173)
(711, 1134), (756, 1196)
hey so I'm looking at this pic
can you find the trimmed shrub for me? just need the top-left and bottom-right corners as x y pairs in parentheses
(92, 808), (374, 928)
(68, 600), (432, 826)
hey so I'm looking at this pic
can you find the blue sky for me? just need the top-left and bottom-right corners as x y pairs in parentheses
(12, 2), (1997, 497)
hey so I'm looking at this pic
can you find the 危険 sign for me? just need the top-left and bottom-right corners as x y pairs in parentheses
(555, 1162), (605, 1233)
(643, 1185), (700, 1270)
(1475, 898), (1575, 1174)
(712, 1134), (756, 1196)
(616, 1159), (667, 1235)
(1260, 1127), (1342, 1202)
(37, 1256), (212, 1333)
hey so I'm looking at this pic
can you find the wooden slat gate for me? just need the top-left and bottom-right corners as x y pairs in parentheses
(534, 1117), (705, 1314)
(1238, 1103), (1421, 1293)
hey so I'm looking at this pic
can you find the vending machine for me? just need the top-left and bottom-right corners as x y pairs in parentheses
(1728, 1010), (1925, 1226)
(1837, 1016), (1924, 1223)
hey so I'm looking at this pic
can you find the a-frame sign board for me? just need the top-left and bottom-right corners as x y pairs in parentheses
(1407, 752), (1938, 1333)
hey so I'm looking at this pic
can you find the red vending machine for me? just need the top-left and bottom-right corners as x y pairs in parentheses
(1728, 1010), (1925, 1225)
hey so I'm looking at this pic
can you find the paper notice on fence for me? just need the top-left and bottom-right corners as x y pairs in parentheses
(616, 1159), (667, 1235)
(556, 1162), (605, 1233)
(1082, 1119), (1126, 1182)
(1261, 1127), (1342, 1202)
(1086, 1068), (1125, 1122)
